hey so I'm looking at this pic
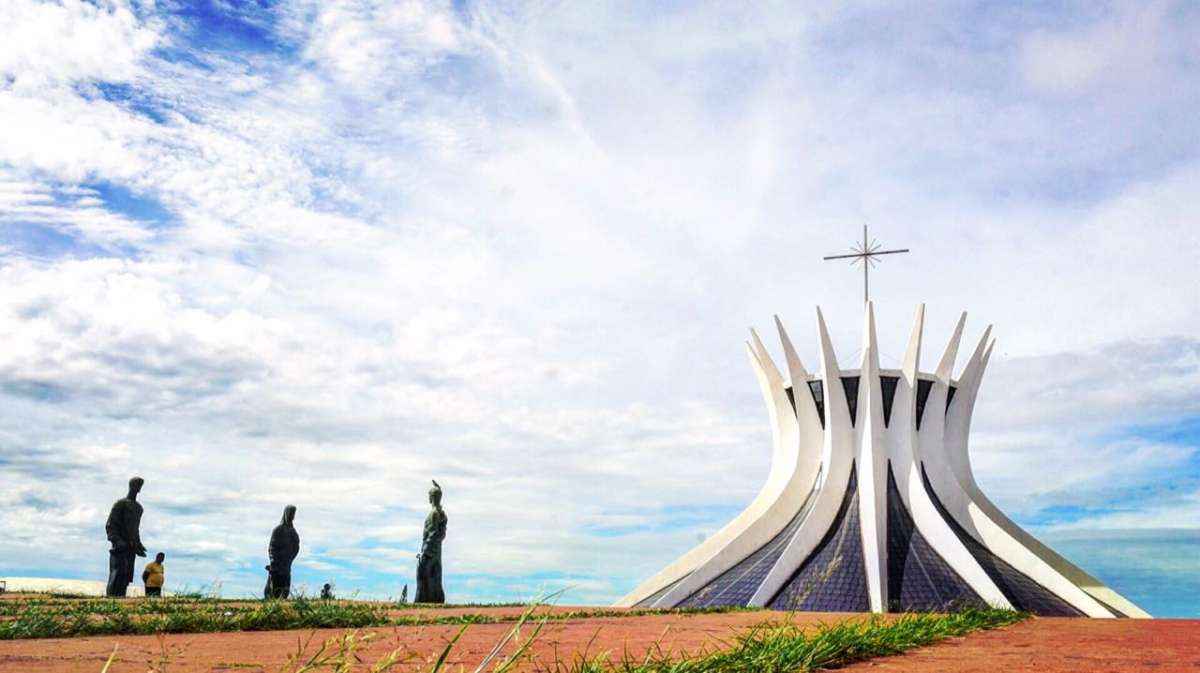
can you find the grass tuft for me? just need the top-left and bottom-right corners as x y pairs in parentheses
(0, 594), (749, 641)
(538, 607), (1026, 673)
(7, 593), (1026, 673)
(237, 606), (1026, 673)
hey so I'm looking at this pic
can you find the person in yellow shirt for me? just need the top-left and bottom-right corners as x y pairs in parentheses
(142, 552), (165, 597)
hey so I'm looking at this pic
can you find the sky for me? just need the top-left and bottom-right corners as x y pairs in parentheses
(0, 0), (1197, 616)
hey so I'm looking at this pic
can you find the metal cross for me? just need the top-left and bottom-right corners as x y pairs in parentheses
(823, 225), (909, 305)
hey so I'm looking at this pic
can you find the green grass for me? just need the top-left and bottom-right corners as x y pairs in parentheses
(96, 604), (1024, 672)
(556, 607), (1027, 672)
(0, 595), (751, 640)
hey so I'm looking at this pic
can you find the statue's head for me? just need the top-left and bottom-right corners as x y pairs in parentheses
(155, 552), (165, 563)
(428, 480), (442, 507)
(282, 504), (297, 525)
(128, 476), (144, 498)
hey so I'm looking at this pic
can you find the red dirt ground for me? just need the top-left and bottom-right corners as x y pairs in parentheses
(0, 611), (1195, 673)
(838, 617), (1200, 673)
(0, 610), (859, 672)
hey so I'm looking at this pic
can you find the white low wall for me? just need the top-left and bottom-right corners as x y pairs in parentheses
(0, 577), (145, 597)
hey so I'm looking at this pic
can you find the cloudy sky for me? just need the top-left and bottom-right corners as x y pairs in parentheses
(0, 1), (1197, 615)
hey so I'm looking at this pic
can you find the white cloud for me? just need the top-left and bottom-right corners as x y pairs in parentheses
(0, 0), (159, 90)
(1019, 2), (1175, 97)
(0, 0), (1197, 603)
(1045, 488), (1200, 533)
(0, 172), (155, 247)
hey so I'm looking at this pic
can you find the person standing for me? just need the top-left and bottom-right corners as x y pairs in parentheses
(105, 477), (147, 597)
(142, 552), (166, 597)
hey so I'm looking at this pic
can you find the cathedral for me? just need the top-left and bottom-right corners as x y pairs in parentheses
(617, 304), (1148, 617)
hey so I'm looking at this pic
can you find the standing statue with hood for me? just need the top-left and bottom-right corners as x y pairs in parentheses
(415, 480), (447, 603)
(264, 505), (300, 599)
(105, 476), (147, 597)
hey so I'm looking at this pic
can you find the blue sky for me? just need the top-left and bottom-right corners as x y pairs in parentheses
(0, 0), (1198, 616)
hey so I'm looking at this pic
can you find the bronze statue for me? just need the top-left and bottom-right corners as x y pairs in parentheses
(415, 480), (447, 603)
(264, 505), (300, 599)
(105, 477), (147, 597)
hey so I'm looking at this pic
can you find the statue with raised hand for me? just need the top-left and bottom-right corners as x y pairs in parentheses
(415, 480), (447, 603)
(264, 505), (300, 599)
(105, 476), (147, 597)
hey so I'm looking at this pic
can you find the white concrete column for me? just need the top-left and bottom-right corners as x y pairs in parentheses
(856, 302), (889, 612)
(749, 307), (856, 606)
(891, 307), (1010, 608)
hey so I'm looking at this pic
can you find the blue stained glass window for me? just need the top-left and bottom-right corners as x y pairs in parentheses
(919, 464), (1084, 616)
(768, 467), (870, 612)
(677, 488), (818, 608)
(634, 574), (688, 607)
(886, 465), (985, 612)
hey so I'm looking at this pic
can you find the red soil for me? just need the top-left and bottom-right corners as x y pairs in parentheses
(0, 610), (1194, 673)
(0, 610), (860, 672)
(838, 617), (1200, 673)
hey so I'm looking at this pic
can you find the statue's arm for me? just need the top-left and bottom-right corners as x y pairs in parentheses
(131, 506), (146, 555)
(422, 513), (437, 543)
(105, 503), (127, 549)
(268, 527), (281, 566)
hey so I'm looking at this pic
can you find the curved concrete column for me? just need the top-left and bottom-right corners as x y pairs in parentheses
(856, 303), (889, 612)
(891, 307), (1010, 608)
(924, 332), (1117, 617)
(620, 304), (1147, 618)
(775, 315), (825, 450)
(944, 335), (1146, 616)
(645, 330), (820, 607)
(749, 307), (856, 606)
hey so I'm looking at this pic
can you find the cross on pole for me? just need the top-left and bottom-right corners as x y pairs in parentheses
(823, 225), (909, 305)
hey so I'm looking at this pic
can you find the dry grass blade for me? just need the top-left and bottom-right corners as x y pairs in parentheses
(427, 624), (468, 673)
(488, 613), (549, 673)
(99, 645), (118, 673)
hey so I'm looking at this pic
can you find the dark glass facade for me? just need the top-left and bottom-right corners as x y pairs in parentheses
(920, 464), (1084, 616)
(677, 489), (818, 608)
(807, 380), (825, 427)
(915, 379), (934, 430)
(841, 376), (860, 426)
(768, 466), (870, 611)
(914, 379), (958, 430)
(634, 574), (687, 608)
(788, 376), (954, 431)
(880, 375), (899, 427)
(886, 465), (985, 612)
